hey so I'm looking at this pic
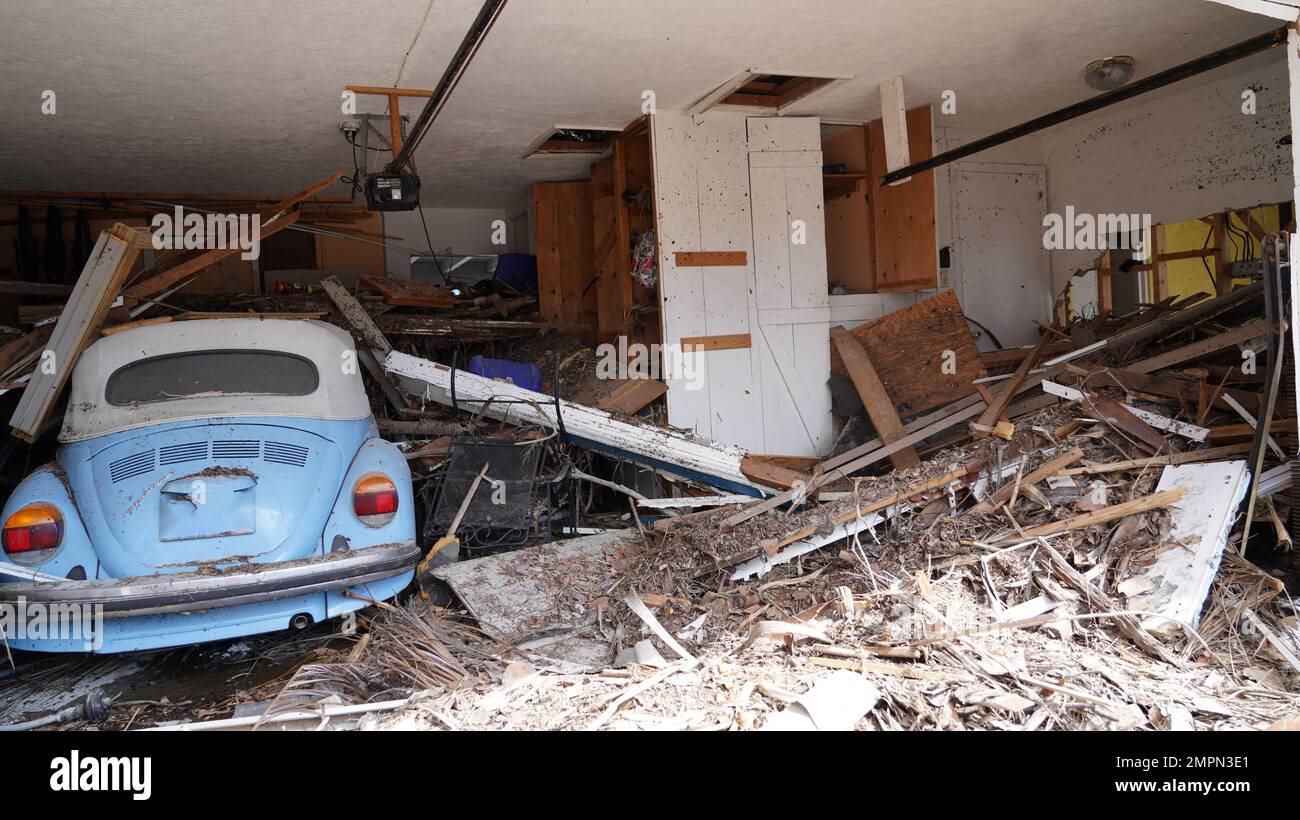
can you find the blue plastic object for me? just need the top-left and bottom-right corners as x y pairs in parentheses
(468, 356), (542, 391)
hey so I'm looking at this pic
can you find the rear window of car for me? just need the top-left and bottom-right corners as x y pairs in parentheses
(105, 350), (320, 405)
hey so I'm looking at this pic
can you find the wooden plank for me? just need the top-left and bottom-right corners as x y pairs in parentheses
(10, 224), (145, 442)
(100, 316), (174, 336)
(831, 290), (986, 417)
(385, 350), (758, 492)
(1060, 444), (1252, 475)
(771, 465), (969, 553)
(990, 486), (1188, 545)
(532, 183), (562, 322)
(674, 251), (747, 266)
(971, 331), (1051, 435)
(595, 378), (667, 415)
(179, 310), (329, 321)
(123, 171), (344, 300)
(320, 275), (392, 355)
(358, 275), (459, 309)
(1084, 366), (1260, 414)
(344, 85), (433, 98)
(1090, 394), (1171, 454)
(866, 105), (936, 291)
(0, 280), (74, 297)
(878, 76), (910, 178)
(571, 376), (668, 415)
(1151, 224), (1168, 301)
(830, 325), (919, 469)
(746, 454), (820, 473)
(680, 333), (751, 352)
(725, 397), (989, 528)
(1102, 282), (1261, 357)
(1207, 417), (1298, 441)
(123, 209), (299, 300)
(1127, 322), (1265, 374)
(740, 456), (813, 491)
(357, 347), (408, 413)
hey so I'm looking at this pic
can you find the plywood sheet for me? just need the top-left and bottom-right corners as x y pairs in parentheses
(830, 289), (985, 418)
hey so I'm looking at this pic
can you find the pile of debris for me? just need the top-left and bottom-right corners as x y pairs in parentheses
(162, 256), (1298, 731)
(4, 179), (1300, 731)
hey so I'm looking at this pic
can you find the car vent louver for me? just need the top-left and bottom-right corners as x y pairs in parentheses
(108, 450), (156, 483)
(159, 441), (208, 465)
(213, 440), (260, 459)
(264, 441), (309, 467)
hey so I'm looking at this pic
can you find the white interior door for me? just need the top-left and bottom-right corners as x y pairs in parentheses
(952, 162), (1052, 349)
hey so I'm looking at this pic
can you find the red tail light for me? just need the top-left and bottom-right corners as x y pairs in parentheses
(2, 503), (64, 563)
(354, 475), (398, 526)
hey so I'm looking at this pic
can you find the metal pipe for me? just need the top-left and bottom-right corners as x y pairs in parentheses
(385, 0), (510, 175)
(881, 26), (1288, 185)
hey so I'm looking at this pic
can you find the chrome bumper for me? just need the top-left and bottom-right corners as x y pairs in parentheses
(0, 541), (420, 617)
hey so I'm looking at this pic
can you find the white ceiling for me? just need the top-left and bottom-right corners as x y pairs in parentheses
(0, 0), (1284, 206)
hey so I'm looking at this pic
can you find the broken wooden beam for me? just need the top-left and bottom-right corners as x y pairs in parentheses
(383, 350), (765, 494)
(990, 486), (1187, 545)
(1126, 321), (1265, 374)
(971, 331), (1051, 437)
(10, 224), (147, 442)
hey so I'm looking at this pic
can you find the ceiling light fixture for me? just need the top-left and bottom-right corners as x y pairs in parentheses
(1084, 56), (1135, 91)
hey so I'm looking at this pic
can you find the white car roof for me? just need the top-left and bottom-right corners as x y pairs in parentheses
(61, 318), (372, 442)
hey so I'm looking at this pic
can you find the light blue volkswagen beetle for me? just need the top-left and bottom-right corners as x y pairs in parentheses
(0, 318), (418, 652)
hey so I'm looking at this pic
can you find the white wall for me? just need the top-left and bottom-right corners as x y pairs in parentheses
(832, 126), (1054, 350)
(382, 207), (509, 277)
(1043, 55), (1293, 314)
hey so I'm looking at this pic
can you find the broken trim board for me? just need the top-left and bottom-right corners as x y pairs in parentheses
(384, 350), (765, 495)
(1122, 461), (1249, 637)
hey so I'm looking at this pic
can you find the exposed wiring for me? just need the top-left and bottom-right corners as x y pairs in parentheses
(1200, 223), (1218, 291)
